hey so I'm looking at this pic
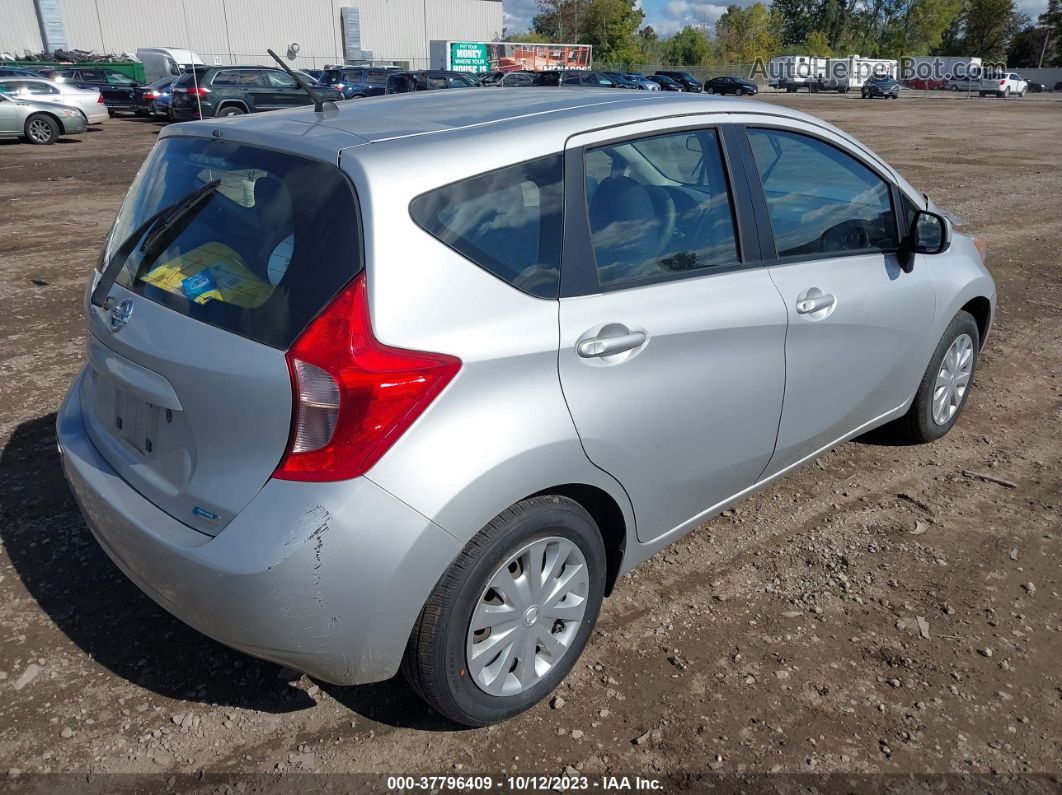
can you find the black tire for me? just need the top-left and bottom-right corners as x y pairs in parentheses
(889, 310), (980, 443)
(402, 495), (607, 727)
(24, 113), (59, 145)
(217, 105), (246, 117)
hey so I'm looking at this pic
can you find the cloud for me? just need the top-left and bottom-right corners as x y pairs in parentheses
(1014, 0), (1048, 17)
(643, 0), (735, 35)
(503, 0), (541, 32)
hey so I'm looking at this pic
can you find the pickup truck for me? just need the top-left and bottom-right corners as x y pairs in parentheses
(979, 72), (1027, 98)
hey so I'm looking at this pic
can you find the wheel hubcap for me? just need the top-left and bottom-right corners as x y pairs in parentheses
(932, 333), (974, 425)
(466, 536), (589, 697)
(29, 119), (50, 141)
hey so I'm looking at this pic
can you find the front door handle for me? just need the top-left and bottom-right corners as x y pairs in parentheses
(796, 293), (836, 314)
(577, 331), (647, 358)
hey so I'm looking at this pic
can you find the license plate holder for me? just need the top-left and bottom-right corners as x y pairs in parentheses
(114, 388), (160, 457)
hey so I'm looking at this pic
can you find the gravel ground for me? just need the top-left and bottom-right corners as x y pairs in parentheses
(0, 92), (1059, 790)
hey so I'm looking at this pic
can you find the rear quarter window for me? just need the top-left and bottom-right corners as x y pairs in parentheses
(410, 154), (564, 299)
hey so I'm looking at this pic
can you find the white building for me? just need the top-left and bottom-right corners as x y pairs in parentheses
(1, 0), (504, 70)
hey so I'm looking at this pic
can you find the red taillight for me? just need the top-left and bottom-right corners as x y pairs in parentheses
(999, 80), (1006, 85)
(97, 94), (104, 103)
(178, 86), (210, 96)
(144, 90), (159, 99)
(274, 273), (461, 482)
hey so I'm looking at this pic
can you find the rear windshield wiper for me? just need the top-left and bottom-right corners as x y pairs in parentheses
(91, 178), (221, 308)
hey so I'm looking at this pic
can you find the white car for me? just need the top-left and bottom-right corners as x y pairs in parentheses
(0, 76), (108, 123)
(979, 72), (1027, 98)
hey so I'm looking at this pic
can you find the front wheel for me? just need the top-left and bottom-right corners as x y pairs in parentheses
(24, 113), (59, 145)
(402, 495), (607, 726)
(889, 311), (980, 443)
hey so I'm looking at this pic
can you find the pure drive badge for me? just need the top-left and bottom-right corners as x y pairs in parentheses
(192, 506), (221, 524)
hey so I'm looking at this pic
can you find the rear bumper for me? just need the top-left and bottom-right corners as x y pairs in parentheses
(57, 367), (460, 684)
(170, 104), (208, 121)
(85, 109), (109, 124)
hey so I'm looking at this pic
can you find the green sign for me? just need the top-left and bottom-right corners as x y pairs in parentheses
(450, 42), (489, 72)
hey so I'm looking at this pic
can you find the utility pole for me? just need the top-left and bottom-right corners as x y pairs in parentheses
(1038, 30), (1050, 68)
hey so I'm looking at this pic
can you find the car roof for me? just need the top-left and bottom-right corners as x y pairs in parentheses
(166, 88), (842, 148)
(160, 88), (918, 200)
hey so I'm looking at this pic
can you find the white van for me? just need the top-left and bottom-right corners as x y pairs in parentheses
(136, 48), (204, 84)
(822, 56), (897, 92)
(768, 56), (827, 92)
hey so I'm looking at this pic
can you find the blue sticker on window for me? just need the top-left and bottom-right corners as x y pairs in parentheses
(181, 270), (218, 300)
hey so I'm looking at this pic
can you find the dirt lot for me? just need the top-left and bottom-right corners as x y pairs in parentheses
(0, 92), (1059, 788)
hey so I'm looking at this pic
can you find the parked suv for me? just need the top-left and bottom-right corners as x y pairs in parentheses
(169, 66), (341, 120)
(655, 70), (702, 91)
(317, 66), (396, 99)
(979, 71), (1027, 98)
(61, 91), (994, 727)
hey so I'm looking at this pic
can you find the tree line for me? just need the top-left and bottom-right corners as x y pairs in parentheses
(504, 0), (1061, 67)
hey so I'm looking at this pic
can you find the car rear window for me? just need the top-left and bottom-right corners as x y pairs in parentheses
(102, 136), (361, 348)
(410, 154), (564, 299)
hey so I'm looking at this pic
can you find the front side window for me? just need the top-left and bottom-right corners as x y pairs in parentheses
(410, 154), (564, 299)
(105, 72), (135, 85)
(747, 128), (898, 258)
(584, 129), (740, 287)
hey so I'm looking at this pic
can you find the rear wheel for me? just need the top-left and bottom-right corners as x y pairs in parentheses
(402, 495), (606, 726)
(217, 105), (246, 117)
(889, 311), (980, 443)
(24, 113), (59, 145)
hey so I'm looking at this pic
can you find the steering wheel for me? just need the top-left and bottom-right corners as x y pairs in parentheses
(644, 186), (677, 254)
(821, 219), (870, 252)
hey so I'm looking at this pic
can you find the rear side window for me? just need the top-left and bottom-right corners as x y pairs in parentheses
(747, 128), (898, 258)
(103, 136), (360, 348)
(212, 70), (267, 87)
(410, 155), (564, 299)
(585, 129), (739, 287)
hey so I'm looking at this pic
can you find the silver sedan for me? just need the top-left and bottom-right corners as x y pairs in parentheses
(0, 91), (87, 144)
(0, 76), (108, 124)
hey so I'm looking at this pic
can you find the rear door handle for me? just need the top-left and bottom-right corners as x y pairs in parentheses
(796, 293), (836, 314)
(577, 331), (647, 358)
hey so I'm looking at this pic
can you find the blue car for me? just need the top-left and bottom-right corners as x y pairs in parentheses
(0, 66), (45, 78)
(317, 66), (396, 99)
(137, 77), (175, 119)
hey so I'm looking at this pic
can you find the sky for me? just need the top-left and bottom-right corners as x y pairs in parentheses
(502, 0), (1050, 39)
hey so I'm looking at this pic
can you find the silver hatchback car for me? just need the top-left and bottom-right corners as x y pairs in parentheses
(58, 90), (994, 726)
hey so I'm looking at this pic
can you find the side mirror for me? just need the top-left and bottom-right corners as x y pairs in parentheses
(685, 134), (703, 153)
(899, 209), (950, 273)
